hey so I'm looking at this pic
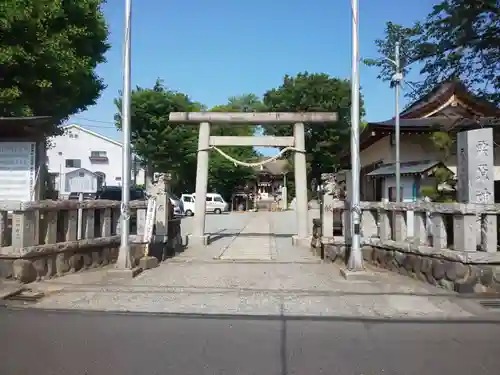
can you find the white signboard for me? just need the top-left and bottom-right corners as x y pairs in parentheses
(143, 197), (157, 243)
(0, 142), (36, 201)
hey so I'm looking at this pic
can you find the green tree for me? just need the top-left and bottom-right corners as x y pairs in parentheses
(207, 94), (263, 200)
(0, 0), (110, 121)
(114, 79), (202, 193)
(363, 22), (423, 93)
(262, 72), (364, 182)
(365, 0), (500, 105)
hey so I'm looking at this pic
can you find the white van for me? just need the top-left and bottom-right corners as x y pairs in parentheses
(180, 193), (195, 216)
(180, 193), (228, 216)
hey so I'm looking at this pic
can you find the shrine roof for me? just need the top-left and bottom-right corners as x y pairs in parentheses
(399, 81), (500, 119)
(338, 81), (500, 163)
(366, 160), (449, 178)
(253, 159), (290, 175)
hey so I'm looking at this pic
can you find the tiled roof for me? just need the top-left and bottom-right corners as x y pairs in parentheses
(366, 160), (448, 177)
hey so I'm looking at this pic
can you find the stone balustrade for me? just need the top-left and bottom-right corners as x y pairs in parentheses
(0, 199), (183, 283)
(312, 200), (500, 294)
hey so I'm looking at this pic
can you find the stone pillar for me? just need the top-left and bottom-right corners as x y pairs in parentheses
(320, 173), (336, 239)
(281, 185), (288, 210)
(292, 122), (309, 247)
(456, 128), (496, 251)
(148, 175), (169, 243)
(192, 121), (210, 246)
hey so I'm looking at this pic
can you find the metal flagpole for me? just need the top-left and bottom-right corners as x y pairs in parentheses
(117, 0), (132, 269)
(394, 41), (401, 203)
(348, 0), (363, 270)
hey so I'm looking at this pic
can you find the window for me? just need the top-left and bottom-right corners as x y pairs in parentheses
(183, 196), (193, 203)
(69, 133), (79, 139)
(214, 196), (223, 203)
(91, 151), (107, 157)
(65, 159), (81, 168)
(206, 196), (213, 202)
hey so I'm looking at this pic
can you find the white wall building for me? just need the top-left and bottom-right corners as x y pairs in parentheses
(47, 124), (145, 195)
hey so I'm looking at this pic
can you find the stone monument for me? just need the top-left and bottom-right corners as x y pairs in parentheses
(142, 173), (172, 266)
(321, 173), (341, 239)
(456, 128), (496, 252)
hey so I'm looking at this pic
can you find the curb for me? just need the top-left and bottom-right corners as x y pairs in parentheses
(3, 304), (500, 324)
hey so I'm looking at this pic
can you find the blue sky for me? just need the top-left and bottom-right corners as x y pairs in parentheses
(69, 0), (437, 154)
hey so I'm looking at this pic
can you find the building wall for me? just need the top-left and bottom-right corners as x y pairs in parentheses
(361, 133), (500, 180)
(47, 125), (145, 193)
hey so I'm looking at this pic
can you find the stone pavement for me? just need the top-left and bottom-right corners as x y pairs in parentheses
(15, 212), (492, 319)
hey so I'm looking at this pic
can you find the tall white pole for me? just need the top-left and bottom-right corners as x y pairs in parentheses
(394, 41), (401, 203)
(348, 0), (363, 270)
(117, 0), (132, 269)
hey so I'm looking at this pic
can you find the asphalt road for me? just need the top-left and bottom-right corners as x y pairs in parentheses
(1, 308), (500, 375)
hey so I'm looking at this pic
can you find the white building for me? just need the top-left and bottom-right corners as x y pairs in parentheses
(47, 124), (145, 196)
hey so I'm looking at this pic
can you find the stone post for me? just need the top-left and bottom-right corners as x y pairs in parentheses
(320, 173), (336, 239)
(140, 175), (170, 269)
(456, 128), (496, 251)
(192, 121), (210, 246)
(292, 122), (309, 246)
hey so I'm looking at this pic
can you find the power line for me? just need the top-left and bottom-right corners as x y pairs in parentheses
(68, 116), (117, 129)
(73, 116), (114, 124)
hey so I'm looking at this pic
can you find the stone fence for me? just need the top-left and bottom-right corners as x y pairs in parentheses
(0, 199), (182, 283)
(312, 200), (500, 294)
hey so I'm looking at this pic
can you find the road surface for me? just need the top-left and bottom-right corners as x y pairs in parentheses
(1, 308), (500, 375)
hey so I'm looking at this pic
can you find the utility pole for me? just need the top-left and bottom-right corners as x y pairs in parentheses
(394, 41), (402, 203)
(117, 0), (132, 269)
(348, 0), (363, 271)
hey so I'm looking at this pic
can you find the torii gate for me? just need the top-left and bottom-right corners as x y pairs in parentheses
(168, 112), (338, 247)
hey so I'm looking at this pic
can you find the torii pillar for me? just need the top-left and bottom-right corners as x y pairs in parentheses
(169, 112), (338, 247)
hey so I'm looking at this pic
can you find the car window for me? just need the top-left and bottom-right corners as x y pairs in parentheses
(183, 196), (192, 203)
(206, 196), (213, 202)
(131, 189), (145, 200)
(99, 190), (121, 200)
(169, 193), (180, 201)
(214, 197), (223, 202)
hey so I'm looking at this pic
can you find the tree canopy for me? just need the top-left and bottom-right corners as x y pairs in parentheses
(114, 85), (262, 198)
(365, 0), (499, 105)
(207, 94), (263, 199)
(114, 74), (358, 199)
(262, 72), (364, 181)
(0, 0), (110, 120)
(114, 79), (201, 193)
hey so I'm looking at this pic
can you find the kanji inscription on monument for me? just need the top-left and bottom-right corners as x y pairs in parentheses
(455, 127), (496, 252)
(456, 128), (494, 204)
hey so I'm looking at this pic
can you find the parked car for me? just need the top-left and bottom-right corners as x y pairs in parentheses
(180, 193), (228, 216)
(167, 192), (185, 217)
(96, 186), (184, 217)
(181, 193), (195, 216)
(95, 186), (146, 201)
(94, 186), (147, 234)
